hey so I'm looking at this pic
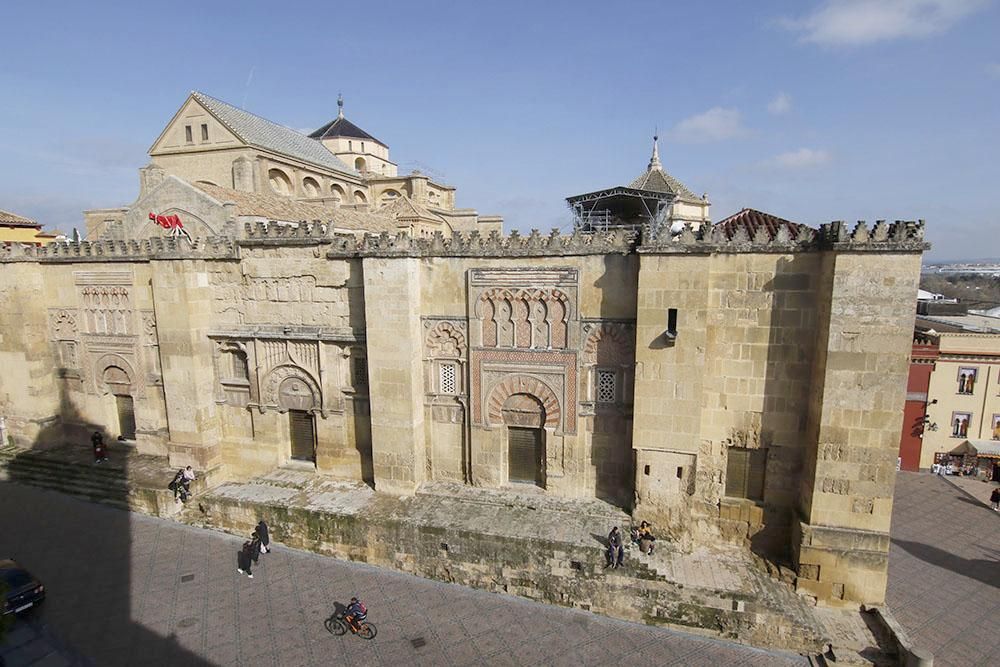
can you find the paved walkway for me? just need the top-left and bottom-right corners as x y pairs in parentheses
(0, 481), (808, 667)
(886, 472), (1000, 667)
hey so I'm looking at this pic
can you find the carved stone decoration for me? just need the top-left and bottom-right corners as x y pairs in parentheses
(79, 286), (133, 335)
(48, 309), (78, 340)
(261, 364), (322, 414)
(425, 320), (467, 358)
(92, 353), (137, 395)
(486, 374), (561, 428)
(478, 288), (570, 350)
(140, 310), (157, 345)
(582, 321), (636, 365)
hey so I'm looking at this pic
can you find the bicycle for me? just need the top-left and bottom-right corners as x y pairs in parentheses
(325, 612), (377, 640)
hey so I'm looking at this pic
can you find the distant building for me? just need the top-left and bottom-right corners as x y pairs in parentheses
(902, 311), (1000, 470)
(83, 91), (502, 241)
(0, 209), (58, 246)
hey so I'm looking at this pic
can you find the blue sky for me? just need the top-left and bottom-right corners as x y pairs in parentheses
(1, 0), (998, 260)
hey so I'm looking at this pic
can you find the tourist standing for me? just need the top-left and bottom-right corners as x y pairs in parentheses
(990, 487), (1000, 511)
(607, 526), (624, 569)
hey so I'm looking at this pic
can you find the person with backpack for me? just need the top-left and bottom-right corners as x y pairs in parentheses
(344, 597), (367, 633)
(990, 487), (1000, 511)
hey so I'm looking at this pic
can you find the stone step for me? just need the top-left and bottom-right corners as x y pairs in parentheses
(1, 457), (133, 487)
(0, 466), (181, 517)
(0, 473), (133, 511)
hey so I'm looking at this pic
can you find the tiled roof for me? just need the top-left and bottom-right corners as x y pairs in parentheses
(378, 195), (445, 223)
(194, 183), (399, 232)
(629, 166), (702, 203)
(713, 208), (811, 241)
(191, 92), (356, 176)
(309, 116), (386, 147)
(0, 209), (39, 227)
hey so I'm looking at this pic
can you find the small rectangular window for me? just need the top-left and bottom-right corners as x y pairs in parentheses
(596, 369), (616, 403)
(201, 123), (209, 141)
(361, 141), (365, 152)
(725, 447), (766, 501)
(957, 367), (977, 394)
(184, 125), (193, 143)
(951, 411), (972, 438)
(354, 357), (368, 387)
(439, 362), (457, 394)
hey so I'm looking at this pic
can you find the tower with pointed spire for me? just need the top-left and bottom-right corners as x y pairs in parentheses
(565, 135), (710, 234)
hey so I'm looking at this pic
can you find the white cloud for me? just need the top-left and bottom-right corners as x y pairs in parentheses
(782, 0), (988, 46)
(669, 107), (747, 143)
(987, 63), (1000, 78)
(768, 92), (792, 115)
(768, 148), (832, 169)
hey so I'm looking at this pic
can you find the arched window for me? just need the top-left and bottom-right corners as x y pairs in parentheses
(354, 157), (367, 172)
(379, 189), (401, 207)
(354, 190), (367, 204)
(268, 168), (292, 195)
(302, 177), (320, 197)
(330, 184), (346, 202)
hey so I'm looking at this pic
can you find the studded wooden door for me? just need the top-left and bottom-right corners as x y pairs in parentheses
(289, 409), (316, 462)
(508, 426), (543, 485)
(115, 394), (136, 440)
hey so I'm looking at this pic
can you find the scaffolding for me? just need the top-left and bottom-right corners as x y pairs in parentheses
(567, 186), (673, 234)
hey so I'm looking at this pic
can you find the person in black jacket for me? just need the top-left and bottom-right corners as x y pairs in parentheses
(256, 520), (270, 554)
(606, 526), (624, 569)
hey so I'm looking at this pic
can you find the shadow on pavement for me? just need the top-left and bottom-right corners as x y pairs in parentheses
(1, 385), (213, 666)
(890, 537), (1000, 590)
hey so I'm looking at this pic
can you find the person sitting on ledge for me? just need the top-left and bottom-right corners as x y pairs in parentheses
(636, 521), (656, 555)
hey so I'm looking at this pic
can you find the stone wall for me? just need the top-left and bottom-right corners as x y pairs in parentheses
(0, 220), (927, 605)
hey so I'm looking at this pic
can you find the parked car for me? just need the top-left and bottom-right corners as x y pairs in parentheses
(1, 560), (45, 615)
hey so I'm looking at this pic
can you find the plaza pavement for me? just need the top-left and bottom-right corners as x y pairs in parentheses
(886, 472), (1000, 667)
(0, 482), (808, 667)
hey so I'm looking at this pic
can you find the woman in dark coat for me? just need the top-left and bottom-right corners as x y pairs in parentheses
(256, 520), (270, 554)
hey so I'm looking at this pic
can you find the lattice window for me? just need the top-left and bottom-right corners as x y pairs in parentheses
(354, 357), (368, 387)
(231, 351), (249, 381)
(597, 369), (616, 403)
(439, 362), (457, 394)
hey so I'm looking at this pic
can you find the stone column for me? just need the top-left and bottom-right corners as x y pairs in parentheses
(361, 256), (426, 494)
(150, 258), (224, 470)
(795, 247), (923, 605)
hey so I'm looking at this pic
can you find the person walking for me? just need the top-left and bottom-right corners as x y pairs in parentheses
(237, 539), (255, 579)
(91, 431), (107, 464)
(606, 526), (624, 569)
(249, 530), (262, 567)
(990, 487), (1000, 511)
(256, 520), (270, 554)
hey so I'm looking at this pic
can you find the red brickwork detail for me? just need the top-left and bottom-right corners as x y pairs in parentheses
(471, 348), (578, 434)
(487, 376), (561, 427)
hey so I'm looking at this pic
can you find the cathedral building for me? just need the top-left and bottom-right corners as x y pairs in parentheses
(0, 90), (927, 608)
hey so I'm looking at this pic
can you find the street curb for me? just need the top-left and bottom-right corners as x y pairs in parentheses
(938, 474), (1000, 516)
